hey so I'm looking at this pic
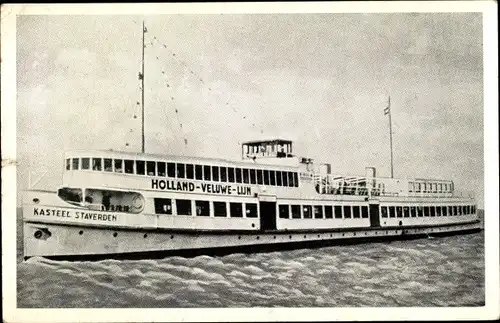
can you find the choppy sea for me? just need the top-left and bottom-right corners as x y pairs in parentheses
(17, 209), (485, 308)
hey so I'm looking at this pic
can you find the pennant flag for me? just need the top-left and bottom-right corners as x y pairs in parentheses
(384, 96), (391, 115)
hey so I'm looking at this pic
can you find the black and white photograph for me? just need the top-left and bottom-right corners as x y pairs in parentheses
(2, 2), (498, 322)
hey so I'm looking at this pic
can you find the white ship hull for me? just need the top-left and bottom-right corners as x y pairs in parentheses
(23, 210), (481, 260)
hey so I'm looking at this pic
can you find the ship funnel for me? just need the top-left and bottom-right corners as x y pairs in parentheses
(365, 167), (376, 178)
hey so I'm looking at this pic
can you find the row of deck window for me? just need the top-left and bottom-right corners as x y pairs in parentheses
(381, 205), (476, 218)
(66, 157), (299, 187)
(154, 198), (258, 218)
(278, 204), (369, 219)
(409, 181), (453, 193)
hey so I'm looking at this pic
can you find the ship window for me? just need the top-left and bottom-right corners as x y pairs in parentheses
(72, 158), (79, 170)
(176, 199), (192, 216)
(195, 200), (210, 217)
(105, 159), (113, 172)
(255, 169), (262, 185)
(114, 159), (123, 173)
(157, 162), (166, 176)
(303, 205), (312, 218)
(82, 158), (90, 170)
(293, 173), (299, 187)
(314, 205), (323, 219)
(458, 206), (462, 216)
(467, 205), (471, 214)
(442, 206), (448, 216)
(410, 206), (416, 217)
(286, 172), (292, 187)
(195, 164), (203, 180)
(276, 171), (283, 186)
(423, 183), (427, 192)
(154, 198), (172, 215)
(242, 168), (249, 184)
(279, 205), (289, 219)
(438, 183), (443, 192)
(212, 166), (219, 182)
(66, 158), (71, 170)
(228, 167), (235, 183)
(396, 206), (403, 218)
(263, 170), (270, 185)
(403, 206), (410, 218)
(124, 160), (134, 174)
(381, 206), (388, 218)
(230, 202), (243, 217)
(282, 171), (289, 186)
(389, 206), (396, 218)
(343, 205), (351, 219)
(408, 182), (414, 192)
(291, 205), (301, 218)
(186, 164), (194, 179)
(84, 189), (143, 213)
(202, 165), (210, 181)
(436, 206), (442, 216)
(352, 205), (360, 218)
(235, 168), (242, 183)
(213, 202), (227, 217)
(136, 160), (145, 175)
(415, 183), (421, 192)
(334, 205), (342, 218)
(472, 205), (476, 214)
(361, 206), (368, 218)
(270, 171), (276, 186)
(177, 163), (185, 178)
(325, 205), (333, 218)
(167, 162), (175, 177)
(417, 206), (423, 217)
(245, 203), (258, 218)
(424, 206), (430, 217)
(463, 205), (468, 215)
(58, 187), (82, 205)
(92, 158), (102, 171)
(220, 167), (227, 182)
(250, 169), (256, 184)
(433, 183), (437, 193)
(453, 206), (458, 216)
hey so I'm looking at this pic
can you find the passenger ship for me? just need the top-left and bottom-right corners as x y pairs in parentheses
(23, 138), (480, 260)
(22, 22), (480, 260)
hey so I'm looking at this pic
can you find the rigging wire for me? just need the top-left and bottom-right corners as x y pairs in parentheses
(130, 20), (259, 152)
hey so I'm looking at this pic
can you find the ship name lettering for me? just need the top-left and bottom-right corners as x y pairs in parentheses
(75, 212), (117, 222)
(151, 179), (195, 192)
(33, 208), (71, 218)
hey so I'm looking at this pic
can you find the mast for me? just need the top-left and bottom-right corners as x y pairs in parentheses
(141, 20), (146, 153)
(387, 96), (394, 178)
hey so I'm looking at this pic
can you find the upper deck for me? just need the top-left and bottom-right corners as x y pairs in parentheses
(60, 145), (474, 202)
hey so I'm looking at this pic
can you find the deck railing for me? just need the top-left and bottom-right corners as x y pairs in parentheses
(310, 172), (474, 199)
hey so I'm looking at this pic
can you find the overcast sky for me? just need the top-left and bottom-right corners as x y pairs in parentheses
(16, 13), (484, 206)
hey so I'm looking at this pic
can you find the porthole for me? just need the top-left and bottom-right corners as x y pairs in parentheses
(79, 230), (83, 235)
(113, 232), (118, 237)
(238, 236), (241, 240)
(251, 223), (255, 228)
(353, 232), (356, 236)
(317, 234), (320, 238)
(34, 230), (43, 239)
(33, 198), (40, 204)
(289, 235), (292, 239)
(143, 234), (148, 238)
(365, 232), (367, 235)
(330, 234), (333, 237)
(170, 235), (174, 239)
(342, 233), (345, 237)
(256, 236), (260, 240)
(273, 236), (276, 239)
(304, 235), (307, 238)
